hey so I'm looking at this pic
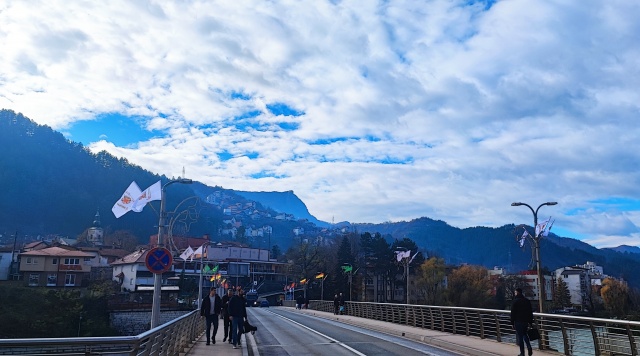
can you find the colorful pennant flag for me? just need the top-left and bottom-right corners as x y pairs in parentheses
(315, 272), (325, 279)
(341, 265), (353, 273)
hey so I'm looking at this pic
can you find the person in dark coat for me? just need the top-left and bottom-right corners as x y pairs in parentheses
(227, 289), (246, 349)
(200, 287), (222, 345)
(221, 289), (233, 343)
(333, 294), (340, 315)
(339, 292), (345, 314)
(296, 295), (304, 310)
(510, 288), (534, 356)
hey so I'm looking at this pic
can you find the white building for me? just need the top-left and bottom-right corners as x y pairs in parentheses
(555, 267), (589, 308)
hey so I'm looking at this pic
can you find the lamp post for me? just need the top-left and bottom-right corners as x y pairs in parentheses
(196, 241), (214, 310)
(342, 264), (353, 301)
(151, 178), (192, 329)
(317, 272), (325, 301)
(511, 201), (557, 313)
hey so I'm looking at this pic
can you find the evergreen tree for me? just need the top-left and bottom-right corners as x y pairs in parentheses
(553, 277), (571, 309)
(271, 244), (281, 260)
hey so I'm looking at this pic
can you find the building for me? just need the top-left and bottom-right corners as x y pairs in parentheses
(555, 261), (606, 310)
(18, 246), (94, 287)
(514, 270), (553, 309)
(111, 241), (290, 305)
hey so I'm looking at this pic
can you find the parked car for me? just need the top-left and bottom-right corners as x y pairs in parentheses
(260, 300), (270, 308)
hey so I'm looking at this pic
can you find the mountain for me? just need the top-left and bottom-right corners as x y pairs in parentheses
(604, 245), (640, 254)
(0, 109), (221, 242)
(354, 217), (640, 288)
(234, 190), (329, 227)
(2, 109), (640, 288)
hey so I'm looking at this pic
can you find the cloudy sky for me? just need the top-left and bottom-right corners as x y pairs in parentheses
(2, 0), (639, 248)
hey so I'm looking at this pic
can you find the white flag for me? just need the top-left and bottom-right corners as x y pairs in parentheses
(112, 181), (142, 218)
(191, 245), (204, 262)
(519, 229), (529, 248)
(132, 180), (162, 212)
(179, 246), (194, 261)
(542, 219), (555, 237)
(395, 250), (410, 262)
(535, 218), (550, 237)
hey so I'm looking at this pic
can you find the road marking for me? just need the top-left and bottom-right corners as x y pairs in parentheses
(268, 311), (367, 356)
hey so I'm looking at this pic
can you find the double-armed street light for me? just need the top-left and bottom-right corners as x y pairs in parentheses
(151, 178), (192, 329)
(511, 201), (557, 313)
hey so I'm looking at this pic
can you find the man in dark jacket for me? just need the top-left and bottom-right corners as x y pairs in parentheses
(333, 294), (340, 315)
(221, 289), (233, 343)
(200, 287), (222, 345)
(510, 288), (534, 356)
(227, 289), (246, 349)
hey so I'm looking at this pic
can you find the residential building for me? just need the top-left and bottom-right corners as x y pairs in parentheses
(514, 270), (553, 309)
(18, 246), (94, 287)
(555, 261), (606, 310)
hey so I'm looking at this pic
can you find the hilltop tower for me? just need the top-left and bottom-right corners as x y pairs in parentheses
(87, 209), (104, 246)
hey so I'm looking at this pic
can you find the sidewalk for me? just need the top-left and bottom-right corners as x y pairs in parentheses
(182, 326), (249, 356)
(295, 308), (563, 356)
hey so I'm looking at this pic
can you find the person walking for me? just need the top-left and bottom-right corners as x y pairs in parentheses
(333, 294), (340, 315)
(511, 288), (534, 356)
(227, 289), (246, 349)
(221, 289), (233, 343)
(339, 292), (345, 314)
(200, 287), (222, 345)
(296, 294), (304, 310)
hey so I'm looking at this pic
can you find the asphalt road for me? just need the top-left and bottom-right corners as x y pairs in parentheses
(246, 307), (464, 356)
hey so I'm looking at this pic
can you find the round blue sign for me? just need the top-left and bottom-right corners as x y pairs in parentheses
(145, 247), (173, 274)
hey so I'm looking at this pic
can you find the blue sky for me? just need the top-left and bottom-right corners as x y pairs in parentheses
(1, 0), (639, 248)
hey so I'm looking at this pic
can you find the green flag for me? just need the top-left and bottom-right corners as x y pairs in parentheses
(341, 265), (353, 273)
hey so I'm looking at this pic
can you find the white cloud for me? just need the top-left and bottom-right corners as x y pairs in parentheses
(2, 0), (640, 248)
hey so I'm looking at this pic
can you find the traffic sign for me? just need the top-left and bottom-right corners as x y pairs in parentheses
(145, 247), (173, 274)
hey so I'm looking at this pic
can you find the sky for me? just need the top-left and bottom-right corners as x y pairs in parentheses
(1, 1), (639, 248)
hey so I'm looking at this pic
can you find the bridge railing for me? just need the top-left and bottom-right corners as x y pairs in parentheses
(0, 310), (204, 356)
(298, 300), (640, 356)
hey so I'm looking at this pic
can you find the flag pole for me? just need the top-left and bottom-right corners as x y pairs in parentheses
(150, 178), (192, 329)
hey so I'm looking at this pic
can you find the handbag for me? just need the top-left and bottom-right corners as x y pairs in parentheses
(527, 325), (540, 341)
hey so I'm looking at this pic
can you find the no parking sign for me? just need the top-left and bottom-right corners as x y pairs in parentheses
(145, 247), (173, 274)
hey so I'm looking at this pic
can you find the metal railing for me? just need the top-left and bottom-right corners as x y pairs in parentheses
(0, 310), (204, 356)
(299, 300), (640, 356)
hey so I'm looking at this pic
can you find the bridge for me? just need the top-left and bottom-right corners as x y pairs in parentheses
(1, 300), (639, 355)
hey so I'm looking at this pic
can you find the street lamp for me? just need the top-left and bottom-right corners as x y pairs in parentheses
(511, 201), (557, 313)
(342, 264), (354, 301)
(196, 241), (214, 310)
(317, 272), (326, 301)
(151, 178), (192, 329)
(395, 248), (412, 304)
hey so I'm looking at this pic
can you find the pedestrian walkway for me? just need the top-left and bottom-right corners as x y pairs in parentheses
(294, 308), (563, 356)
(183, 325), (247, 356)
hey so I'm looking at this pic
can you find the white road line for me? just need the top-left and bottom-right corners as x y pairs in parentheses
(269, 311), (367, 356)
